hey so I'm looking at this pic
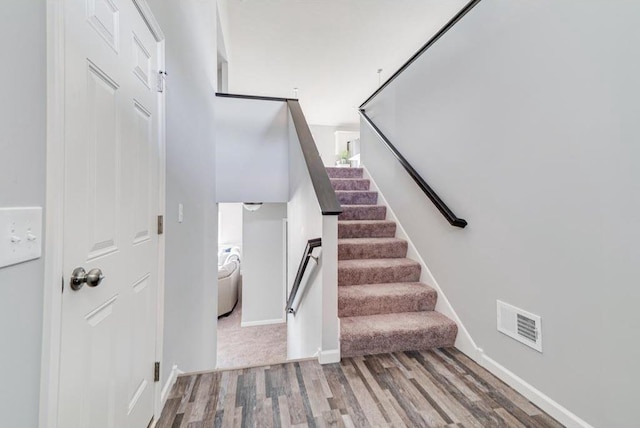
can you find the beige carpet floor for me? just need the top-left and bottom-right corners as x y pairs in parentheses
(216, 300), (287, 370)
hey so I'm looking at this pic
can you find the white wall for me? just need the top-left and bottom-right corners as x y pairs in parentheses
(287, 118), (324, 359)
(218, 203), (243, 247)
(241, 203), (287, 325)
(145, 0), (218, 385)
(309, 124), (359, 166)
(287, 114), (340, 362)
(225, 0), (467, 126)
(361, 1), (640, 427)
(216, 97), (289, 203)
(0, 1), (46, 426)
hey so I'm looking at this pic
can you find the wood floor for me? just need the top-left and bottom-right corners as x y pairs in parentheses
(157, 348), (564, 428)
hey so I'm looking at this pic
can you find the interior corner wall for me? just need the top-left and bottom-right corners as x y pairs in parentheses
(215, 97), (289, 203)
(361, 1), (640, 426)
(145, 0), (218, 385)
(0, 1), (46, 426)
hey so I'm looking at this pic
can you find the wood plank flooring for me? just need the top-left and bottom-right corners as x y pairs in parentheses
(157, 348), (564, 428)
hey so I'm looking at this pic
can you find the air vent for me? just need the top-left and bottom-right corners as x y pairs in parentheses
(497, 300), (542, 352)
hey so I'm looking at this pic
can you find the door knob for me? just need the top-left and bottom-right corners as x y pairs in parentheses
(70, 267), (106, 291)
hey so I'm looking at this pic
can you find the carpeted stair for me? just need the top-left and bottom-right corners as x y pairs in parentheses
(326, 166), (458, 358)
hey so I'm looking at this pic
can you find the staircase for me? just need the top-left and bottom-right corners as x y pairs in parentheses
(327, 167), (458, 358)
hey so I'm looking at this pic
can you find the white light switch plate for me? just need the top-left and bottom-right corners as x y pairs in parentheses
(0, 207), (43, 269)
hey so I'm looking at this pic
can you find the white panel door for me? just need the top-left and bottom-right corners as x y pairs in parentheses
(58, 0), (162, 427)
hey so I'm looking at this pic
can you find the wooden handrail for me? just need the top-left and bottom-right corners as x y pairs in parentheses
(287, 100), (342, 216)
(215, 92), (342, 216)
(359, 110), (467, 228)
(359, 0), (483, 109)
(215, 92), (297, 103)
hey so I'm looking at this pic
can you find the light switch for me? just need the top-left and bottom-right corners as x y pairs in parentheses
(178, 203), (184, 223)
(0, 207), (43, 269)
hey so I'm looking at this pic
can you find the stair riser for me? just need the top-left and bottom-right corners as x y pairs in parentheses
(338, 241), (408, 260)
(341, 324), (458, 358)
(338, 222), (396, 239)
(326, 167), (364, 179)
(339, 292), (436, 317)
(338, 264), (421, 286)
(336, 191), (378, 206)
(331, 179), (370, 191)
(338, 206), (386, 221)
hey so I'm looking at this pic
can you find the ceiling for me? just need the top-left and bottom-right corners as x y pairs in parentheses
(222, 0), (467, 127)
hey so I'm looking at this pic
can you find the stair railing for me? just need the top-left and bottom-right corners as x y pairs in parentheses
(359, 110), (467, 228)
(357, 0), (481, 229)
(286, 238), (322, 315)
(214, 92), (342, 216)
(359, 0), (482, 110)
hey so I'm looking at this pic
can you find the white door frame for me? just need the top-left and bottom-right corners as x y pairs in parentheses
(39, 1), (166, 427)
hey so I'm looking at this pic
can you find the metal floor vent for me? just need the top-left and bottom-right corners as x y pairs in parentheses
(497, 300), (542, 352)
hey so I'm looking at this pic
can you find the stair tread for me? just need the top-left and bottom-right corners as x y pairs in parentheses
(338, 205), (387, 221)
(340, 204), (385, 208)
(340, 311), (457, 357)
(339, 237), (408, 260)
(339, 258), (419, 269)
(326, 167), (364, 172)
(335, 190), (377, 194)
(336, 190), (378, 206)
(341, 311), (455, 333)
(338, 220), (395, 225)
(326, 167), (364, 179)
(338, 258), (421, 286)
(338, 237), (406, 245)
(338, 219), (397, 239)
(331, 178), (370, 191)
(339, 282), (437, 317)
(339, 282), (436, 299)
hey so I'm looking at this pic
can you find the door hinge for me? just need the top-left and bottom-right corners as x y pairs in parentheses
(154, 362), (160, 382)
(157, 215), (164, 235)
(157, 70), (167, 93)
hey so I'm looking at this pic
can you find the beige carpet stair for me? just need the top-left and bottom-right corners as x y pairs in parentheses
(327, 166), (458, 358)
(340, 312), (457, 358)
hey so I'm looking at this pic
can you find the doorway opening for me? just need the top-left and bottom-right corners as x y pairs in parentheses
(216, 202), (288, 369)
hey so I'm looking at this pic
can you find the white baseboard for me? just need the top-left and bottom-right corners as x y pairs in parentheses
(319, 348), (340, 365)
(241, 318), (286, 327)
(362, 165), (593, 428)
(160, 364), (182, 407)
(479, 353), (594, 428)
(363, 166), (480, 359)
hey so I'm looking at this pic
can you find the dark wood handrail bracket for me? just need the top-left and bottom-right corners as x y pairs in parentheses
(286, 238), (322, 315)
(359, 110), (467, 228)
